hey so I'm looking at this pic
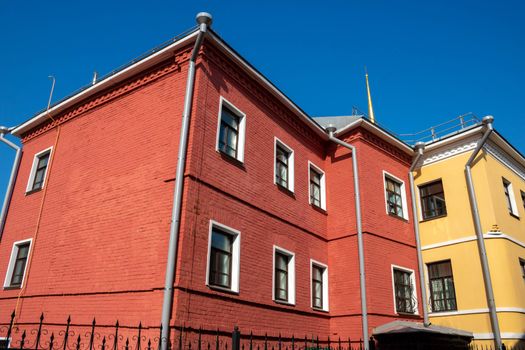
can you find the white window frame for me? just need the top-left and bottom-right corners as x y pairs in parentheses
(26, 147), (53, 193)
(308, 161), (327, 210)
(391, 264), (418, 315)
(383, 171), (409, 220)
(205, 220), (241, 293)
(0, 337), (11, 349)
(310, 259), (329, 311)
(502, 178), (519, 217)
(272, 246), (296, 305)
(3, 238), (33, 288)
(274, 137), (295, 192)
(215, 96), (247, 163)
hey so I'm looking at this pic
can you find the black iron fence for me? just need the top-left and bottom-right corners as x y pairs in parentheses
(0, 312), (365, 350)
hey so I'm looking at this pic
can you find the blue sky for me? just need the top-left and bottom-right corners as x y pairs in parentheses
(0, 1), (524, 201)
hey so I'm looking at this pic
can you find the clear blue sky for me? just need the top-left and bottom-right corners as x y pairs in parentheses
(1, 0), (524, 201)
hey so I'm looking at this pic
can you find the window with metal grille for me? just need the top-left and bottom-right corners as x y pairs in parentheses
(9, 243), (30, 288)
(385, 177), (403, 218)
(428, 260), (457, 312)
(275, 145), (290, 189)
(218, 106), (240, 159)
(30, 151), (51, 191)
(274, 252), (289, 302)
(419, 180), (447, 220)
(310, 168), (322, 207)
(209, 229), (233, 289)
(312, 265), (324, 309)
(393, 268), (416, 314)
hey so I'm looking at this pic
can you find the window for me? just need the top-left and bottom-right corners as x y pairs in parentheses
(419, 180), (447, 220)
(384, 172), (408, 220)
(4, 239), (32, 289)
(26, 148), (52, 193)
(502, 178), (519, 217)
(519, 258), (525, 279)
(0, 339), (9, 349)
(206, 221), (240, 293)
(392, 267), (417, 314)
(216, 97), (246, 162)
(309, 162), (326, 210)
(427, 261), (457, 312)
(273, 246), (295, 304)
(274, 138), (294, 192)
(310, 260), (329, 311)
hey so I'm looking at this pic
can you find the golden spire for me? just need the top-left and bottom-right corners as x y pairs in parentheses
(365, 67), (376, 124)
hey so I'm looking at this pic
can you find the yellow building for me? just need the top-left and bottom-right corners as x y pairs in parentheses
(412, 117), (525, 347)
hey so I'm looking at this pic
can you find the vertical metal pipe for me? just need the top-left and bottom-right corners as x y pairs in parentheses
(326, 127), (369, 350)
(0, 128), (22, 239)
(464, 116), (502, 349)
(160, 13), (212, 350)
(408, 142), (430, 326)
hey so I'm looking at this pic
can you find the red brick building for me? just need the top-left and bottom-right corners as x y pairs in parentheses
(0, 16), (422, 346)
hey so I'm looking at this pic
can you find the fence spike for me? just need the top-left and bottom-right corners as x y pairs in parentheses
(338, 337), (341, 350)
(158, 324), (163, 350)
(198, 327), (202, 350)
(49, 332), (56, 350)
(75, 335), (81, 350)
(35, 312), (44, 350)
(20, 330), (27, 350)
(278, 333), (282, 350)
(89, 318), (96, 350)
(216, 329), (219, 350)
(250, 332), (253, 350)
(188, 340), (192, 350)
(113, 320), (119, 350)
(125, 338), (129, 350)
(328, 336), (331, 350)
(291, 335), (294, 350)
(63, 316), (71, 350)
(137, 322), (142, 350)
(148, 339), (152, 350)
(6, 310), (15, 350)
(101, 337), (106, 350)
(304, 335), (307, 350)
(264, 333), (268, 350)
(316, 336), (319, 350)
(347, 338), (351, 350)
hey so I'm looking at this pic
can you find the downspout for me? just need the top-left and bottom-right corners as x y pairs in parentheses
(160, 12), (212, 350)
(0, 126), (22, 240)
(326, 125), (369, 350)
(464, 115), (502, 349)
(408, 142), (430, 326)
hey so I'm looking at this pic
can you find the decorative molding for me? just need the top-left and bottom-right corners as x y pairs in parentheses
(421, 232), (525, 250)
(359, 129), (412, 164)
(420, 135), (479, 166)
(473, 332), (525, 340)
(202, 45), (325, 149)
(21, 48), (193, 142)
(485, 141), (525, 181)
(430, 307), (525, 318)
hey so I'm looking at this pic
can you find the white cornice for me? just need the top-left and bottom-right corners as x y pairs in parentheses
(485, 141), (525, 181)
(421, 232), (525, 250)
(419, 134), (479, 167)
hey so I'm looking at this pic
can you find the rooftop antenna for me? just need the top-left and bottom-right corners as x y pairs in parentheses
(365, 67), (376, 124)
(47, 75), (56, 122)
(92, 71), (98, 85)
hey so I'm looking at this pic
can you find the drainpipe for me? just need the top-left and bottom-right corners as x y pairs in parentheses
(464, 115), (502, 349)
(408, 142), (430, 327)
(326, 125), (369, 350)
(160, 12), (212, 350)
(0, 126), (22, 240)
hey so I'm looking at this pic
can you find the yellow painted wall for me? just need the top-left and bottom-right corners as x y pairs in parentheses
(415, 143), (525, 343)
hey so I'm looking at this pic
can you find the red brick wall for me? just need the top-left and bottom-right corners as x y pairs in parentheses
(0, 40), (421, 344)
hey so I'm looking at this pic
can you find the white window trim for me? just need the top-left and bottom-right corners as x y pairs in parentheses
(310, 259), (329, 311)
(272, 246), (296, 305)
(308, 161), (327, 210)
(205, 220), (241, 293)
(215, 96), (247, 163)
(391, 264), (418, 315)
(383, 171), (409, 221)
(3, 238), (33, 288)
(503, 178), (519, 217)
(0, 337), (11, 349)
(26, 147), (53, 193)
(274, 137), (295, 192)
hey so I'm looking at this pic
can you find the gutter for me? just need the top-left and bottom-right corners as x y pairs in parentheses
(464, 116), (502, 349)
(160, 12), (212, 350)
(325, 125), (369, 350)
(0, 127), (22, 239)
(407, 142), (430, 326)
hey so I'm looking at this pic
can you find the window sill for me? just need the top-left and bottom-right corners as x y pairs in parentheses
(310, 204), (327, 215)
(509, 212), (520, 220)
(274, 299), (295, 307)
(25, 188), (42, 196)
(219, 151), (245, 170)
(388, 213), (408, 223)
(276, 184), (295, 198)
(419, 214), (447, 223)
(207, 284), (239, 295)
(312, 307), (329, 313)
(396, 311), (419, 317)
(3, 286), (21, 290)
